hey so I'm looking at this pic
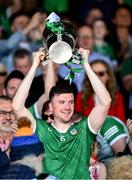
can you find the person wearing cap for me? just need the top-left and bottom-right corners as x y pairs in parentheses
(12, 47), (111, 179)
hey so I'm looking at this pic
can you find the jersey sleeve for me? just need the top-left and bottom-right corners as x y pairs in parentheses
(81, 117), (97, 142)
(99, 116), (129, 146)
(28, 103), (41, 119)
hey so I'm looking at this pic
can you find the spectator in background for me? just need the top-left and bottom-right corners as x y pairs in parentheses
(5, 0), (22, 18)
(0, 10), (46, 73)
(10, 116), (44, 177)
(4, 70), (24, 99)
(77, 25), (94, 50)
(79, 1), (118, 25)
(120, 59), (132, 119)
(9, 11), (30, 33)
(0, 95), (36, 179)
(107, 156), (132, 179)
(92, 18), (117, 67)
(112, 4), (132, 66)
(0, 63), (8, 96)
(75, 59), (126, 122)
(96, 116), (129, 165)
(13, 48), (32, 76)
(7, 48), (45, 107)
(84, 7), (103, 26)
(125, 118), (132, 153)
(116, 118), (132, 156)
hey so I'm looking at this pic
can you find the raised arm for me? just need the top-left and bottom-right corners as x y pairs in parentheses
(79, 48), (111, 132)
(12, 49), (47, 131)
(36, 60), (56, 116)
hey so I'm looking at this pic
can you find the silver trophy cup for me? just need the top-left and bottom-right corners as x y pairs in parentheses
(42, 22), (77, 64)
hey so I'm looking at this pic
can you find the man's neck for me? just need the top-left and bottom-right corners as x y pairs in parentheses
(95, 39), (105, 46)
(116, 27), (129, 41)
(52, 120), (72, 133)
(0, 131), (12, 140)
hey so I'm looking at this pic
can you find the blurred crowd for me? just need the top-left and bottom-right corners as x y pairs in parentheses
(0, 0), (132, 179)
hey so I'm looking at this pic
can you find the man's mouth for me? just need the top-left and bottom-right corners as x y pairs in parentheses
(62, 111), (71, 115)
(2, 121), (12, 126)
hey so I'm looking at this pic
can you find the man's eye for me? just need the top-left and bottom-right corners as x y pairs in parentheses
(59, 101), (64, 104)
(69, 101), (74, 104)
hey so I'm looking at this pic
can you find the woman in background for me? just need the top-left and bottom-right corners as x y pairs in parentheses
(75, 59), (126, 122)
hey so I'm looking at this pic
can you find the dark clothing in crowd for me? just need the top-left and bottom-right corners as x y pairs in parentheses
(0, 149), (36, 179)
(26, 75), (44, 107)
(116, 144), (132, 157)
(26, 75), (77, 107)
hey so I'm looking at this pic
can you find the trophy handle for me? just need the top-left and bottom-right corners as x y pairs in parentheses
(41, 44), (50, 66)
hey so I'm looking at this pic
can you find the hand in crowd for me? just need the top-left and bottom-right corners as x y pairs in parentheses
(29, 12), (43, 30)
(10, 120), (18, 134)
(126, 119), (132, 138)
(0, 119), (18, 151)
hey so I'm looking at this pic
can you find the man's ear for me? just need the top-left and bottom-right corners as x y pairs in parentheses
(49, 102), (53, 112)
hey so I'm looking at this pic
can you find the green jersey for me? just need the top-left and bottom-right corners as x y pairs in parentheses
(97, 116), (129, 164)
(99, 116), (129, 146)
(29, 105), (96, 179)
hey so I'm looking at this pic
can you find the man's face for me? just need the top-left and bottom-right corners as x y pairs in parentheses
(113, 8), (131, 27)
(14, 56), (31, 75)
(5, 78), (22, 98)
(11, 15), (30, 32)
(77, 26), (94, 50)
(49, 93), (74, 123)
(123, 75), (132, 92)
(93, 20), (107, 40)
(0, 99), (15, 133)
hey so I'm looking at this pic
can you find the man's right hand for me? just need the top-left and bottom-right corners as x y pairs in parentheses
(32, 48), (47, 68)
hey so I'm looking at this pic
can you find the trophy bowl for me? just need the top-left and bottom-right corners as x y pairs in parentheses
(42, 21), (77, 64)
(49, 40), (72, 64)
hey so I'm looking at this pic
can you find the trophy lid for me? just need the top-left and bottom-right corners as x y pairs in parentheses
(42, 21), (77, 50)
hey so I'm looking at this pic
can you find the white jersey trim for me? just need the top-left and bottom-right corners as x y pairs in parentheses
(34, 102), (42, 119)
(87, 117), (99, 135)
(110, 134), (129, 146)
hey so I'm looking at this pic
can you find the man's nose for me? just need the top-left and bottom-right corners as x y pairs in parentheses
(5, 113), (11, 119)
(65, 103), (70, 110)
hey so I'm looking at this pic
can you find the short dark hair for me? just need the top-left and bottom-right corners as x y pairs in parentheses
(13, 48), (31, 65)
(9, 10), (30, 25)
(0, 95), (12, 101)
(49, 83), (74, 101)
(4, 70), (25, 89)
(112, 4), (132, 19)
